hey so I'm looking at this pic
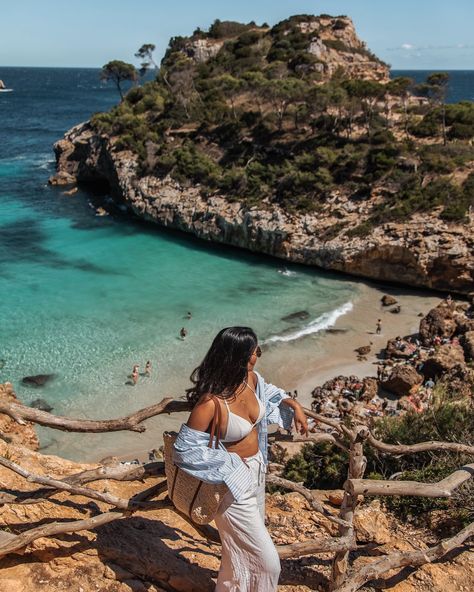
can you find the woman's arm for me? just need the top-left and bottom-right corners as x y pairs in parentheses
(186, 396), (215, 432)
(281, 398), (309, 435)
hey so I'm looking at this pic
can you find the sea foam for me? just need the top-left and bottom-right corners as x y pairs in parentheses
(264, 301), (353, 344)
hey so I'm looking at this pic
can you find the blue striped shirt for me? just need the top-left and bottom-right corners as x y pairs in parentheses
(173, 371), (294, 502)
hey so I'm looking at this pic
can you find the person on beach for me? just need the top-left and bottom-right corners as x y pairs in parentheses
(131, 365), (139, 385)
(173, 327), (308, 591)
(376, 319), (382, 334)
(186, 311), (192, 319)
(145, 361), (152, 377)
(180, 327), (188, 340)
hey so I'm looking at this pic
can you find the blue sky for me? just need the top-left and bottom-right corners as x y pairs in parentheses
(1, 0), (473, 69)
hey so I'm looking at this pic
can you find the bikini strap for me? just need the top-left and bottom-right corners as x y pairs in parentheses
(208, 396), (223, 449)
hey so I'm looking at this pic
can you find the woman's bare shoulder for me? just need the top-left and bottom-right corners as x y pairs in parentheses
(187, 394), (216, 431)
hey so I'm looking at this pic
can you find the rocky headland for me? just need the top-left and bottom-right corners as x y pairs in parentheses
(50, 13), (474, 294)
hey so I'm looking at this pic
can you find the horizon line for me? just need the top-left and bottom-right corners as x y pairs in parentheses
(1, 65), (474, 72)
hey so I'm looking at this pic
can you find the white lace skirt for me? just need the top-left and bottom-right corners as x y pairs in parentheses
(214, 451), (281, 591)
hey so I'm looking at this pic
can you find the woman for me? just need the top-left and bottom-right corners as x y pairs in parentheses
(173, 327), (308, 591)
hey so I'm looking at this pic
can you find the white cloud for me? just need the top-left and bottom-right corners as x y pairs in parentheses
(401, 43), (414, 50)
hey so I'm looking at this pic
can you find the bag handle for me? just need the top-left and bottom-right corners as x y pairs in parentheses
(208, 396), (222, 449)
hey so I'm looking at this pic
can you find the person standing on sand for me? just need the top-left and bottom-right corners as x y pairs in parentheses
(145, 361), (152, 377)
(131, 365), (139, 385)
(173, 327), (308, 591)
(376, 319), (382, 334)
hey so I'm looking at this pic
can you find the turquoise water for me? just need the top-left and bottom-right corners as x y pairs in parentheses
(0, 68), (358, 458)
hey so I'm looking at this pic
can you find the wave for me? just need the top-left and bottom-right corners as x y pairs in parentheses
(263, 301), (353, 344)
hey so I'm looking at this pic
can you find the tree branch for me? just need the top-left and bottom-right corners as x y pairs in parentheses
(0, 456), (167, 511)
(334, 521), (474, 592)
(0, 461), (165, 506)
(347, 463), (474, 498)
(0, 511), (124, 558)
(367, 433), (474, 457)
(278, 535), (356, 559)
(0, 398), (189, 433)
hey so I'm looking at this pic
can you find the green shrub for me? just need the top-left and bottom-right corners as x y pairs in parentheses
(346, 221), (373, 238)
(283, 442), (348, 489)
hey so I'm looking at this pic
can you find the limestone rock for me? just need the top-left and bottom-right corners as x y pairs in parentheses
(353, 500), (391, 544)
(422, 344), (466, 379)
(385, 338), (413, 360)
(381, 294), (398, 306)
(382, 365), (423, 396)
(0, 383), (39, 450)
(22, 374), (55, 387)
(419, 304), (457, 345)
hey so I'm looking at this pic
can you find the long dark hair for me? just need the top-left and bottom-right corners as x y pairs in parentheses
(186, 326), (258, 406)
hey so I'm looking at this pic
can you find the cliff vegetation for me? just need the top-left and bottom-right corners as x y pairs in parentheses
(90, 15), (474, 226)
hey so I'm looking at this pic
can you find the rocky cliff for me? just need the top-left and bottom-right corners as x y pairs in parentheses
(52, 122), (474, 293)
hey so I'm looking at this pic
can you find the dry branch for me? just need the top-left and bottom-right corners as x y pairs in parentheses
(0, 510), (124, 558)
(277, 535), (356, 559)
(0, 456), (167, 511)
(348, 463), (474, 498)
(367, 433), (474, 457)
(334, 521), (474, 592)
(0, 461), (165, 506)
(332, 426), (368, 589)
(0, 398), (189, 433)
(266, 474), (350, 529)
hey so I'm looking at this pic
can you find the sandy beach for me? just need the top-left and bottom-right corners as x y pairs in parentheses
(107, 280), (441, 463)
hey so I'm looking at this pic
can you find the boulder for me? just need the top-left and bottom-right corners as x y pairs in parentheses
(353, 500), (391, 544)
(389, 305), (401, 314)
(21, 374), (55, 387)
(30, 398), (54, 412)
(281, 310), (310, 322)
(381, 294), (398, 306)
(382, 365), (423, 397)
(385, 338), (412, 360)
(48, 171), (76, 186)
(461, 331), (474, 361)
(419, 304), (457, 345)
(421, 344), (466, 379)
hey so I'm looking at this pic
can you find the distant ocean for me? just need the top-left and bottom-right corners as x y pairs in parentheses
(391, 70), (474, 103)
(0, 67), (472, 459)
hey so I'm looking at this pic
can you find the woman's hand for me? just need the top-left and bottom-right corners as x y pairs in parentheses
(293, 405), (309, 436)
(281, 398), (309, 435)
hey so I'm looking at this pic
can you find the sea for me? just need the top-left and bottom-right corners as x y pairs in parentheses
(0, 67), (472, 459)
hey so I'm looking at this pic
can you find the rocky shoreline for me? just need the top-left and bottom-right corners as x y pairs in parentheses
(51, 121), (474, 294)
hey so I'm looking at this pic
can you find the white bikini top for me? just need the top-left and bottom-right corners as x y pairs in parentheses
(221, 381), (265, 443)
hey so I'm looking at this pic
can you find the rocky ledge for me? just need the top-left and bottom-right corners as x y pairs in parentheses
(51, 122), (474, 294)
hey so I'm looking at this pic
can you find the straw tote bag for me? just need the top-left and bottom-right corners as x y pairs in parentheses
(163, 397), (228, 525)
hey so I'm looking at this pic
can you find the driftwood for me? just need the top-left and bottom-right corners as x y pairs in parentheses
(0, 510), (124, 558)
(348, 463), (474, 498)
(331, 426), (368, 590)
(0, 397), (190, 433)
(367, 433), (474, 456)
(0, 455), (167, 511)
(334, 521), (474, 592)
(0, 461), (165, 506)
(278, 535), (356, 559)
